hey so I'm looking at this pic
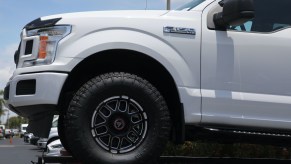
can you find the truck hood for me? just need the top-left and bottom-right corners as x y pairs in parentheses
(42, 10), (169, 21)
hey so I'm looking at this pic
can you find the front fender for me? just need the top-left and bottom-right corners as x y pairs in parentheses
(58, 28), (196, 88)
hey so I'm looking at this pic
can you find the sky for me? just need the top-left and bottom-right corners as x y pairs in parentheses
(0, 0), (191, 122)
(0, 0), (191, 90)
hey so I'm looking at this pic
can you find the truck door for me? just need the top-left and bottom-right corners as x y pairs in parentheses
(200, 0), (291, 130)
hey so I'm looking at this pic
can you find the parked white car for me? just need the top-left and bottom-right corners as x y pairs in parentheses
(46, 139), (63, 155)
(4, 129), (14, 138)
(20, 124), (28, 138)
(4, 0), (291, 163)
(23, 133), (33, 143)
(37, 138), (48, 149)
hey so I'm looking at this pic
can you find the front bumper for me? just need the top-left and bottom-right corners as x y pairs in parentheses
(4, 72), (68, 116)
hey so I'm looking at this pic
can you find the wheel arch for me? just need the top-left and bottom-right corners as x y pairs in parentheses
(59, 28), (196, 87)
(58, 49), (185, 143)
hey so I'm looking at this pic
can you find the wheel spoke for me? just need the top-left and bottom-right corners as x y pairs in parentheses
(110, 137), (121, 150)
(99, 106), (112, 118)
(106, 99), (118, 111)
(118, 99), (128, 112)
(132, 125), (143, 136)
(91, 96), (148, 154)
(126, 135), (136, 145)
(93, 113), (107, 126)
(128, 103), (139, 115)
(127, 130), (140, 143)
(132, 119), (146, 126)
(95, 132), (109, 138)
(97, 134), (111, 148)
(120, 137), (132, 149)
(128, 111), (141, 116)
(131, 129), (141, 137)
(94, 125), (108, 136)
(93, 121), (106, 129)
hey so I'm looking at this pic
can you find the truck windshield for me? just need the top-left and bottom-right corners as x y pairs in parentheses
(176, 0), (205, 11)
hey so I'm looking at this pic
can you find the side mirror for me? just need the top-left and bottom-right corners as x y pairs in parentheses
(213, 0), (254, 27)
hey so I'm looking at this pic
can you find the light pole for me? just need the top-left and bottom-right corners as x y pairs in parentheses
(167, 0), (171, 10)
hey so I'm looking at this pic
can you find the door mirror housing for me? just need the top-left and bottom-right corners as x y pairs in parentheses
(213, 0), (254, 28)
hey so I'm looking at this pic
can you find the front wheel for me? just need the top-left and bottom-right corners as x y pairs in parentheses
(64, 72), (171, 164)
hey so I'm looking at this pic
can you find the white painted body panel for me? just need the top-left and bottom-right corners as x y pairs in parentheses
(55, 10), (203, 123)
(8, 73), (67, 107)
(9, 10), (205, 124)
(201, 1), (291, 130)
(54, 10), (201, 88)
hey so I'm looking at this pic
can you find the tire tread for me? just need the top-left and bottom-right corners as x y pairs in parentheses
(65, 72), (171, 164)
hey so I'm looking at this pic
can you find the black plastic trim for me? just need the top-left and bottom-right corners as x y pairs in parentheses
(185, 125), (291, 147)
(174, 103), (185, 144)
(20, 71), (69, 75)
(9, 104), (57, 118)
(4, 84), (10, 100)
(14, 43), (21, 66)
(8, 104), (57, 138)
(24, 17), (62, 30)
(25, 40), (33, 55)
(16, 79), (36, 95)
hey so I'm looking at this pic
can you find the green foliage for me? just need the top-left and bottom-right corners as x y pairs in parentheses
(163, 141), (291, 159)
(7, 116), (28, 129)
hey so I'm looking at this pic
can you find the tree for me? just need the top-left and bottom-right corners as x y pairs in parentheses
(7, 116), (28, 129)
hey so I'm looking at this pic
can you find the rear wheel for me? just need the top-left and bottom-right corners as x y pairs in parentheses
(64, 72), (171, 164)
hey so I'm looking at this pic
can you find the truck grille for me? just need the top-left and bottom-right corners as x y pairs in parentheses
(25, 40), (34, 55)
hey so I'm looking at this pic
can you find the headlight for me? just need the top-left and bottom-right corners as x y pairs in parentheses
(22, 25), (71, 67)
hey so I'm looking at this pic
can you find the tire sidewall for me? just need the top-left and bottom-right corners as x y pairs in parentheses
(66, 74), (169, 164)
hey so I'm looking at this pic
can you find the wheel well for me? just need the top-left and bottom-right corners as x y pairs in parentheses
(58, 49), (185, 143)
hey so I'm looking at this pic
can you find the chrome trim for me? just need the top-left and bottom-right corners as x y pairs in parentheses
(163, 26), (196, 35)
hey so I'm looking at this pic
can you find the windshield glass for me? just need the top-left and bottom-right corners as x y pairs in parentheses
(176, 0), (205, 11)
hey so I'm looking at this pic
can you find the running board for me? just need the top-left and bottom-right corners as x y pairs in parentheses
(185, 126), (291, 146)
(205, 128), (291, 138)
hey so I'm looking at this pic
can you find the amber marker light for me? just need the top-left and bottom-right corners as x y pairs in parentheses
(38, 35), (48, 59)
(23, 26), (71, 67)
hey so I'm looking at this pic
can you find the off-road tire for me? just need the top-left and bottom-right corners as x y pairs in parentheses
(58, 115), (72, 153)
(64, 72), (171, 164)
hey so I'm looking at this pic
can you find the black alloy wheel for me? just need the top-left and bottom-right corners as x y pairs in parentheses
(64, 72), (171, 164)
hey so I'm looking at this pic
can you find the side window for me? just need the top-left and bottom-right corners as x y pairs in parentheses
(229, 21), (253, 32)
(228, 0), (291, 32)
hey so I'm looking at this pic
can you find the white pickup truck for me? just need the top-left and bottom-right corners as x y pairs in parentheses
(4, 0), (291, 163)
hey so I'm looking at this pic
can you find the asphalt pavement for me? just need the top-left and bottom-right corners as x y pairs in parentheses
(1, 137), (291, 164)
(0, 137), (43, 164)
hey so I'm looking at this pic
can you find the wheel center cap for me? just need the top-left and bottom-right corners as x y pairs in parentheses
(114, 118), (126, 130)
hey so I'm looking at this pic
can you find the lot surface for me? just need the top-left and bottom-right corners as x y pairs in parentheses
(0, 137), (42, 163)
(1, 137), (291, 164)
